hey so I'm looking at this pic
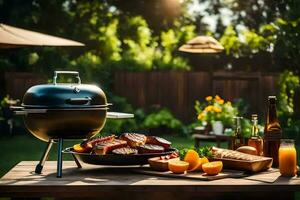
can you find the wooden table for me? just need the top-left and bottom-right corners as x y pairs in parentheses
(1, 161), (300, 200)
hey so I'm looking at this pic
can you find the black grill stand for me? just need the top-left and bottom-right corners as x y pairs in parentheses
(35, 138), (82, 178)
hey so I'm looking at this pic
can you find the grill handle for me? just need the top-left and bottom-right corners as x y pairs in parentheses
(66, 97), (91, 105)
(53, 71), (81, 85)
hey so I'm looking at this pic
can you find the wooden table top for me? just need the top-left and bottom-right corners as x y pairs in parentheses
(1, 161), (300, 198)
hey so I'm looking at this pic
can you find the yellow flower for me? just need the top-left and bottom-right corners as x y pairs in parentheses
(205, 105), (214, 112)
(218, 99), (224, 105)
(197, 113), (205, 120)
(215, 95), (222, 101)
(213, 106), (222, 113)
(205, 96), (213, 101)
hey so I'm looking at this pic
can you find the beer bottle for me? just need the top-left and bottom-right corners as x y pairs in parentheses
(232, 116), (244, 150)
(248, 114), (263, 155)
(263, 96), (282, 167)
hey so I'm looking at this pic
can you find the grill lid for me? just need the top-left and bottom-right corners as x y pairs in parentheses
(22, 71), (108, 108)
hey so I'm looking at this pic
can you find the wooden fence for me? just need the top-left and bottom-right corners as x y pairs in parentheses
(3, 72), (47, 100)
(114, 71), (279, 122)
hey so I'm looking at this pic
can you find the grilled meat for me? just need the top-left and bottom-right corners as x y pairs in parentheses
(93, 139), (127, 155)
(82, 135), (115, 149)
(212, 147), (267, 161)
(112, 147), (138, 155)
(119, 133), (147, 147)
(146, 136), (171, 149)
(138, 144), (165, 154)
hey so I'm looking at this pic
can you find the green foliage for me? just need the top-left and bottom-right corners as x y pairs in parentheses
(277, 71), (300, 125)
(196, 146), (213, 158)
(241, 118), (252, 138)
(220, 25), (242, 57)
(0, 95), (19, 107)
(179, 146), (212, 160)
(142, 108), (183, 132)
(97, 19), (122, 61)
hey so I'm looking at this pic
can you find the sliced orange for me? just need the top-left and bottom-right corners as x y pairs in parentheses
(73, 144), (89, 153)
(202, 161), (223, 175)
(168, 160), (189, 174)
(189, 157), (210, 172)
(188, 159), (202, 172)
(198, 157), (209, 171)
(183, 150), (200, 170)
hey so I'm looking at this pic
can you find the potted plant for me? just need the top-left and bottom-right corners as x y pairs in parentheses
(195, 95), (238, 135)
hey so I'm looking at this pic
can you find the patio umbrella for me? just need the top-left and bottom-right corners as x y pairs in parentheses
(0, 23), (84, 48)
(179, 36), (224, 53)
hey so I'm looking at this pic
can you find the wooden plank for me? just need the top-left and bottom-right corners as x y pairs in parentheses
(133, 167), (245, 181)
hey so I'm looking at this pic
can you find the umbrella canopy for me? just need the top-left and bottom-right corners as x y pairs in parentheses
(0, 23), (84, 48)
(179, 36), (224, 53)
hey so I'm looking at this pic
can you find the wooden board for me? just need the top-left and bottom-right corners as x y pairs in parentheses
(244, 168), (281, 183)
(212, 156), (273, 172)
(132, 167), (245, 181)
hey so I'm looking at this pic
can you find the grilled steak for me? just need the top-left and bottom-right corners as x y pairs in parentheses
(82, 135), (115, 148)
(212, 147), (267, 161)
(112, 147), (138, 155)
(146, 136), (171, 149)
(93, 139), (127, 155)
(119, 133), (147, 147)
(138, 144), (165, 154)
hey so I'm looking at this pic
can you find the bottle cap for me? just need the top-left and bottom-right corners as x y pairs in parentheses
(233, 116), (243, 119)
(268, 96), (277, 100)
(251, 114), (258, 118)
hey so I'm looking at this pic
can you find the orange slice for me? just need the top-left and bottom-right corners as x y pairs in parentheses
(202, 161), (223, 175)
(189, 157), (210, 172)
(183, 150), (200, 170)
(73, 144), (89, 153)
(168, 160), (189, 174)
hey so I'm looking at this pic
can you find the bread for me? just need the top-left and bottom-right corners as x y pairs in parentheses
(119, 133), (147, 147)
(236, 146), (258, 155)
(93, 139), (127, 155)
(212, 147), (265, 161)
(146, 136), (171, 149)
(137, 144), (165, 154)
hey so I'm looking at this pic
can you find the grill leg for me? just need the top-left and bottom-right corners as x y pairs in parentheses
(72, 154), (82, 168)
(57, 138), (63, 178)
(35, 140), (54, 174)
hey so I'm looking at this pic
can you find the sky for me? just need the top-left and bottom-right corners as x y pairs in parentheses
(187, 0), (234, 32)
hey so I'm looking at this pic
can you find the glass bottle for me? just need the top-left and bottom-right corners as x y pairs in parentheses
(263, 96), (282, 167)
(248, 114), (263, 155)
(232, 116), (244, 150)
(279, 139), (297, 177)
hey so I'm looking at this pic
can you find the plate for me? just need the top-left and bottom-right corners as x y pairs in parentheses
(63, 147), (178, 166)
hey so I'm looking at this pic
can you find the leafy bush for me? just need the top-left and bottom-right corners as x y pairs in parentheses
(277, 70), (300, 126)
(142, 108), (184, 134)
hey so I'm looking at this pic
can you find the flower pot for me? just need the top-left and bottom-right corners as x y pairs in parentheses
(212, 121), (223, 135)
